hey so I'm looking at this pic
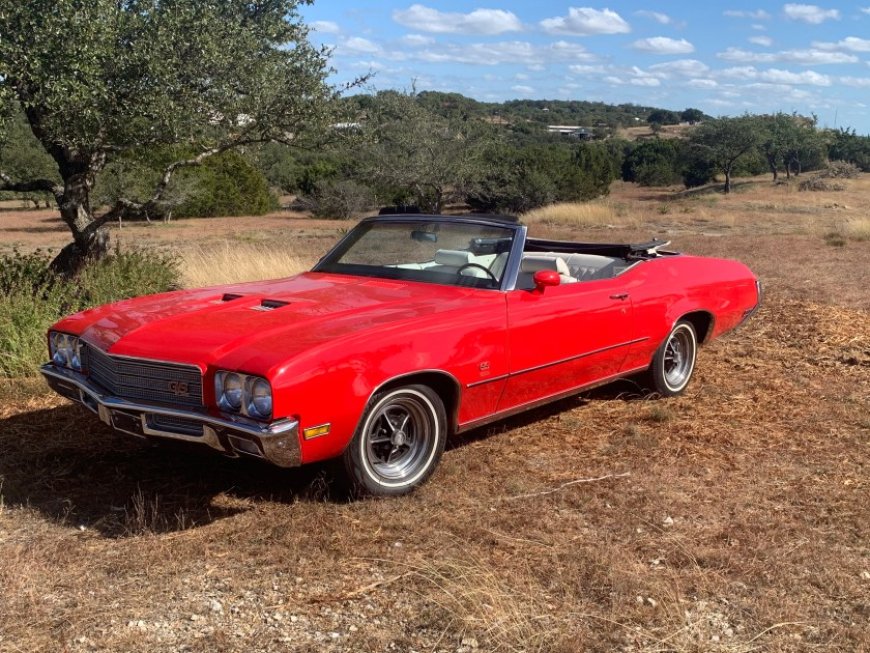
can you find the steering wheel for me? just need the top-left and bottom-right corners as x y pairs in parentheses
(456, 262), (499, 284)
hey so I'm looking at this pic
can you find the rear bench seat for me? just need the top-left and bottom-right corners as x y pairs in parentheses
(516, 252), (618, 289)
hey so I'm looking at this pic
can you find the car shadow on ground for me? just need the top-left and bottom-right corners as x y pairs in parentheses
(1, 380), (650, 538)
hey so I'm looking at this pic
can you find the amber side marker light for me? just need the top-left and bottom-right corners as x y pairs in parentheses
(303, 423), (331, 440)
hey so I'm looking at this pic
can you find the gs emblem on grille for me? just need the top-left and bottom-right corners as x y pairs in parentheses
(168, 381), (190, 397)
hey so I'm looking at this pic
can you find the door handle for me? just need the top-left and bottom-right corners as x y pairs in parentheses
(609, 293), (629, 300)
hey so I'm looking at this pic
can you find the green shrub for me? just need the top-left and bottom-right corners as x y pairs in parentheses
(0, 248), (180, 378)
(622, 139), (683, 187)
(173, 151), (278, 218)
(303, 179), (376, 219)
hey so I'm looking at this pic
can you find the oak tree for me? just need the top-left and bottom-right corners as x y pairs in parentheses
(0, 0), (343, 273)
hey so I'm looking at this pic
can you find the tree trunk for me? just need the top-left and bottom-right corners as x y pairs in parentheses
(766, 155), (778, 182)
(724, 168), (732, 194)
(50, 155), (109, 276)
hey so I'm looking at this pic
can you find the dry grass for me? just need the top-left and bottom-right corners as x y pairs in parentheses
(178, 240), (313, 288)
(1, 175), (868, 652)
(521, 201), (627, 228)
(845, 217), (870, 241)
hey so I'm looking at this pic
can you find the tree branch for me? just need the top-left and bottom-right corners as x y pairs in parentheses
(97, 133), (293, 224)
(0, 170), (62, 204)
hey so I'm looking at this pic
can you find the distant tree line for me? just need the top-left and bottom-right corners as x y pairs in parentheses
(4, 86), (870, 231)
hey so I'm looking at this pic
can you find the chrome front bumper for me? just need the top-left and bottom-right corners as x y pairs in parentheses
(41, 364), (301, 467)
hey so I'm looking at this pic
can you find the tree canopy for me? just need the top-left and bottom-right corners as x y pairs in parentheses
(0, 0), (345, 272)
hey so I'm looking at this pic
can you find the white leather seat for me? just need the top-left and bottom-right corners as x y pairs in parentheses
(562, 253), (618, 280)
(428, 249), (489, 279)
(516, 254), (576, 289)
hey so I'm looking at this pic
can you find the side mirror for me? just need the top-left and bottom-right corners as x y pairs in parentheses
(533, 269), (561, 291)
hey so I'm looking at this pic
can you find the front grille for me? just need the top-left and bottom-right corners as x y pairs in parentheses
(148, 414), (205, 436)
(82, 344), (203, 410)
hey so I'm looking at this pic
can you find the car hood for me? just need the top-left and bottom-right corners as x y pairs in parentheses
(55, 272), (487, 373)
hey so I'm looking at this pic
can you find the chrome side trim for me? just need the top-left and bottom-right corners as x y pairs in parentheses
(466, 337), (649, 388)
(466, 373), (510, 389)
(457, 364), (650, 433)
(40, 364), (301, 467)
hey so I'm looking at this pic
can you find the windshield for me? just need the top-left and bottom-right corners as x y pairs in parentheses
(314, 220), (515, 289)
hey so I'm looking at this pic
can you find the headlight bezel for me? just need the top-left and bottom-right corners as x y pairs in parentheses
(215, 370), (273, 421)
(49, 331), (83, 371)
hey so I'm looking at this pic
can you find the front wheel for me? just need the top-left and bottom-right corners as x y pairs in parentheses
(342, 384), (447, 497)
(646, 321), (698, 396)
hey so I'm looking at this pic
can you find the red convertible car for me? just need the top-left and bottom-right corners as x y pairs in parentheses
(43, 214), (760, 495)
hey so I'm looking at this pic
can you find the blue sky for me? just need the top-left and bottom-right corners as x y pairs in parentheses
(301, 2), (870, 133)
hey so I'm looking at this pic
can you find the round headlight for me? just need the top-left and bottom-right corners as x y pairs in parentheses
(221, 373), (243, 411)
(248, 378), (272, 419)
(52, 333), (73, 368)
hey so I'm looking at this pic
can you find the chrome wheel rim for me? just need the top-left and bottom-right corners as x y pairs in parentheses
(364, 395), (434, 482)
(663, 327), (695, 391)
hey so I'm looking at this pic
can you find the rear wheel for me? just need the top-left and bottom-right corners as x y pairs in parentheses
(342, 384), (447, 497)
(646, 321), (697, 396)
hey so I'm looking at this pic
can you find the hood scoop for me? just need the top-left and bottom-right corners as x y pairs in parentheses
(221, 293), (243, 302)
(250, 299), (290, 312)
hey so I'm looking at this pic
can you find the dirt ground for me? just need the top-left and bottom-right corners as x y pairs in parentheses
(1, 177), (868, 652)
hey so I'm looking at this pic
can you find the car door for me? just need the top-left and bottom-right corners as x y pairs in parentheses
(497, 277), (636, 411)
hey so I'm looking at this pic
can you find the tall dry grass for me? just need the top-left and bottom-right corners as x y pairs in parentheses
(521, 201), (630, 228)
(179, 241), (313, 288)
(845, 217), (870, 241)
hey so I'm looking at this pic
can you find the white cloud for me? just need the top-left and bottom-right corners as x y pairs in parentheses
(635, 10), (672, 24)
(749, 36), (773, 47)
(723, 9), (771, 19)
(717, 47), (858, 65)
(415, 41), (535, 65)
(540, 8), (630, 35)
(757, 68), (832, 85)
(407, 40), (595, 66)
(604, 67), (662, 86)
(813, 37), (870, 52)
(840, 76), (870, 87)
(549, 40), (597, 62)
(648, 59), (710, 76)
(720, 66), (760, 79)
(632, 37), (695, 55)
(350, 60), (388, 72)
(392, 4), (522, 35)
(311, 20), (341, 34)
(751, 23), (767, 30)
(783, 4), (840, 24)
(511, 85), (535, 94)
(400, 34), (435, 47)
(515, 73), (529, 80)
(341, 37), (382, 55)
(569, 64), (607, 75)
(688, 78), (719, 89)
(861, 7), (870, 14)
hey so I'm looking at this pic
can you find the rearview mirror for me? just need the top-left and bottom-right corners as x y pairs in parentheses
(533, 269), (561, 291)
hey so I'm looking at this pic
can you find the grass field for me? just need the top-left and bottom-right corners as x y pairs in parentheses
(1, 175), (868, 652)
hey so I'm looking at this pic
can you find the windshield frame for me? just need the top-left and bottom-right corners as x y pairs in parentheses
(312, 215), (526, 292)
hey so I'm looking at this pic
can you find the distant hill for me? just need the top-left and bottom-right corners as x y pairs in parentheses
(412, 91), (709, 132)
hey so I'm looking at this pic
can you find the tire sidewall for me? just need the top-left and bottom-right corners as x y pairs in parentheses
(653, 321), (697, 396)
(344, 384), (447, 496)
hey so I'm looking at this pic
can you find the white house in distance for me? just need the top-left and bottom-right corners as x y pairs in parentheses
(547, 125), (593, 139)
